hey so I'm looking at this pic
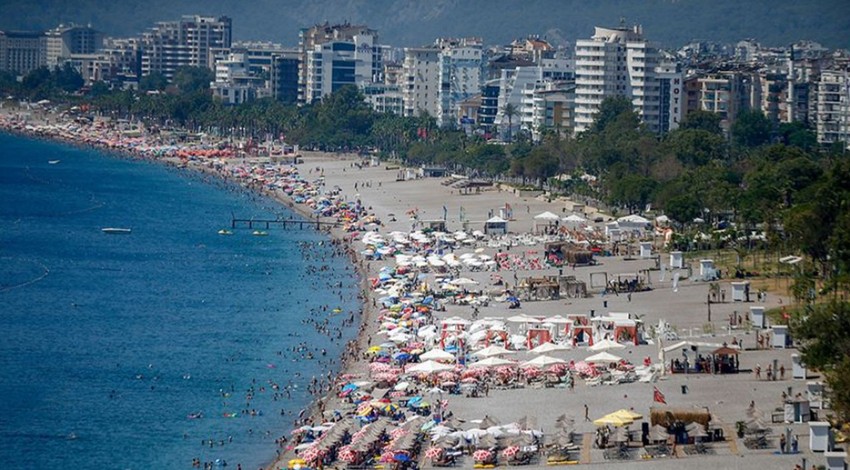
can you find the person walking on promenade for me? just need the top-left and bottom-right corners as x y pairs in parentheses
(584, 404), (590, 422)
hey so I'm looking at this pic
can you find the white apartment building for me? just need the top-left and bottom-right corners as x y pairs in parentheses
(210, 53), (268, 105)
(436, 38), (483, 127)
(495, 58), (572, 138)
(45, 24), (102, 69)
(402, 38), (484, 127)
(303, 34), (381, 104)
(814, 70), (850, 147)
(140, 15), (231, 80)
(574, 25), (667, 134)
(402, 47), (441, 118)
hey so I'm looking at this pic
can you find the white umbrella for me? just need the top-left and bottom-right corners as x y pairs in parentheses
(534, 211), (560, 221)
(407, 360), (454, 374)
(472, 345), (515, 358)
(419, 349), (456, 361)
(585, 351), (623, 364)
(521, 355), (567, 368)
(450, 277), (479, 286)
(588, 338), (626, 352)
(528, 342), (569, 355)
(469, 357), (516, 368)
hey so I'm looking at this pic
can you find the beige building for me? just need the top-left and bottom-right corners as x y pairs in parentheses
(140, 15), (231, 80)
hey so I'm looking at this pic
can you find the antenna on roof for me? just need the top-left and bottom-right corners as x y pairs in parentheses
(619, 17), (626, 28)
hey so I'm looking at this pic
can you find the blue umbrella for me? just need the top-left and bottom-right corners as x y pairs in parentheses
(394, 453), (411, 462)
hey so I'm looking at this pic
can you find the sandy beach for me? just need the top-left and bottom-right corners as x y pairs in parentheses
(0, 103), (835, 470)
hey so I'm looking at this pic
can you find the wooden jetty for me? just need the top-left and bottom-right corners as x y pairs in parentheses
(231, 216), (339, 230)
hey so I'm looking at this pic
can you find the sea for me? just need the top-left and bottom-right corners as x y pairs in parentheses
(0, 133), (361, 469)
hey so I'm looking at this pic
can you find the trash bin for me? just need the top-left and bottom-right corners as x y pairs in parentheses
(681, 385), (689, 394)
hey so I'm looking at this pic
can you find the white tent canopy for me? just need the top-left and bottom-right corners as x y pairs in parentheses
(588, 338), (627, 352)
(534, 211), (561, 221)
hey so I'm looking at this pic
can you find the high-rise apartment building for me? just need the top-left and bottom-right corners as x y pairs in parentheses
(140, 15), (231, 80)
(303, 33), (382, 104)
(298, 23), (377, 103)
(814, 70), (850, 147)
(45, 24), (103, 69)
(574, 25), (671, 134)
(0, 31), (45, 75)
(402, 38), (484, 127)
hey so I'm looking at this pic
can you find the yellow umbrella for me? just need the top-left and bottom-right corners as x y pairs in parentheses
(592, 414), (632, 427)
(611, 409), (643, 421)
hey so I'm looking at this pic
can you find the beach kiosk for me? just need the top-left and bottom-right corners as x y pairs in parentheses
(699, 259), (716, 280)
(809, 421), (833, 452)
(639, 242), (652, 258)
(785, 397), (811, 423)
(773, 325), (790, 348)
(808, 382), (827, 409)
(731, 281), (750, 302)
(792, 354), (807, 380)
(825, 451), (848, 470)
(750, 306), (765, 328)
(483, 216), (507, 235)
(670, 251), (683, 269)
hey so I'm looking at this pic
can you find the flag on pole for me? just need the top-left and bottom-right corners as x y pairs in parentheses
(442, 205), (448, 221)
(653, 387), (667, 404)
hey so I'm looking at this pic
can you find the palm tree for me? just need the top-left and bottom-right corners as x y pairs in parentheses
(502, 103), (519, 142)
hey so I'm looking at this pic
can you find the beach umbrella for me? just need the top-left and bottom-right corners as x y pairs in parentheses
(588, 338), (626, 352)
(528, 342), (569, 355)
(534, 211), (560, 221)
(611, 409), (643, 421)
(544, 315), (572, 324)
(450, 277), (479, 286)
(585, 351), (623, 364)
(593, 414), (632, 427)
(407, 360), (454, 374)
(419, 349), (456, 361)
(472, 345), (515, 358)
(521, 355), (567, 368)
(469, 357), (516, 368)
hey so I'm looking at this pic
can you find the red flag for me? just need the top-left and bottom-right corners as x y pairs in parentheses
(653, 387), (667, 404)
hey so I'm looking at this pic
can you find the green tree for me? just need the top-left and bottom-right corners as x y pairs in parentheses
(793, 300), (850, 421)
(679, 110), (723, 135)
(172, 66), (214, 94)
(52, 63), (84, 92)
(731, 111), (772, 148)
(502, 103), (518, 142)
(140, 72), (168, 92)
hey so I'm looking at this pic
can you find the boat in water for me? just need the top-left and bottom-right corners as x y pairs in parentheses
(252, 230), (268, 237)
(101, 227), (132, 234)
(217, 229), (233, 235)
(48, 160), (61, 164)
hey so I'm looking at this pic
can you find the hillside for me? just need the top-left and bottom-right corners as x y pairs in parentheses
(1, 0), (848, 50)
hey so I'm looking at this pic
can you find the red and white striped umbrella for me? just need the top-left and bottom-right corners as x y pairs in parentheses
(425, 446), (444, 459)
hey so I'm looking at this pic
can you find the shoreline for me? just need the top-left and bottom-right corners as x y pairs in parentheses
(2, 104), (827, 470)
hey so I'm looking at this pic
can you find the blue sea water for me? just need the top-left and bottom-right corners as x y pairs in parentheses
(0, 133), (361, 469)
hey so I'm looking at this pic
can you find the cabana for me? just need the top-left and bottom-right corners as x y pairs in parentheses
(544, 241), (594, 267)
(516, 277), (560, 301)
(567, 313), (593, 347)
(562, 214), (587, 229)
(710, 346), (740, 374)
(484, 216), (508, 235)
